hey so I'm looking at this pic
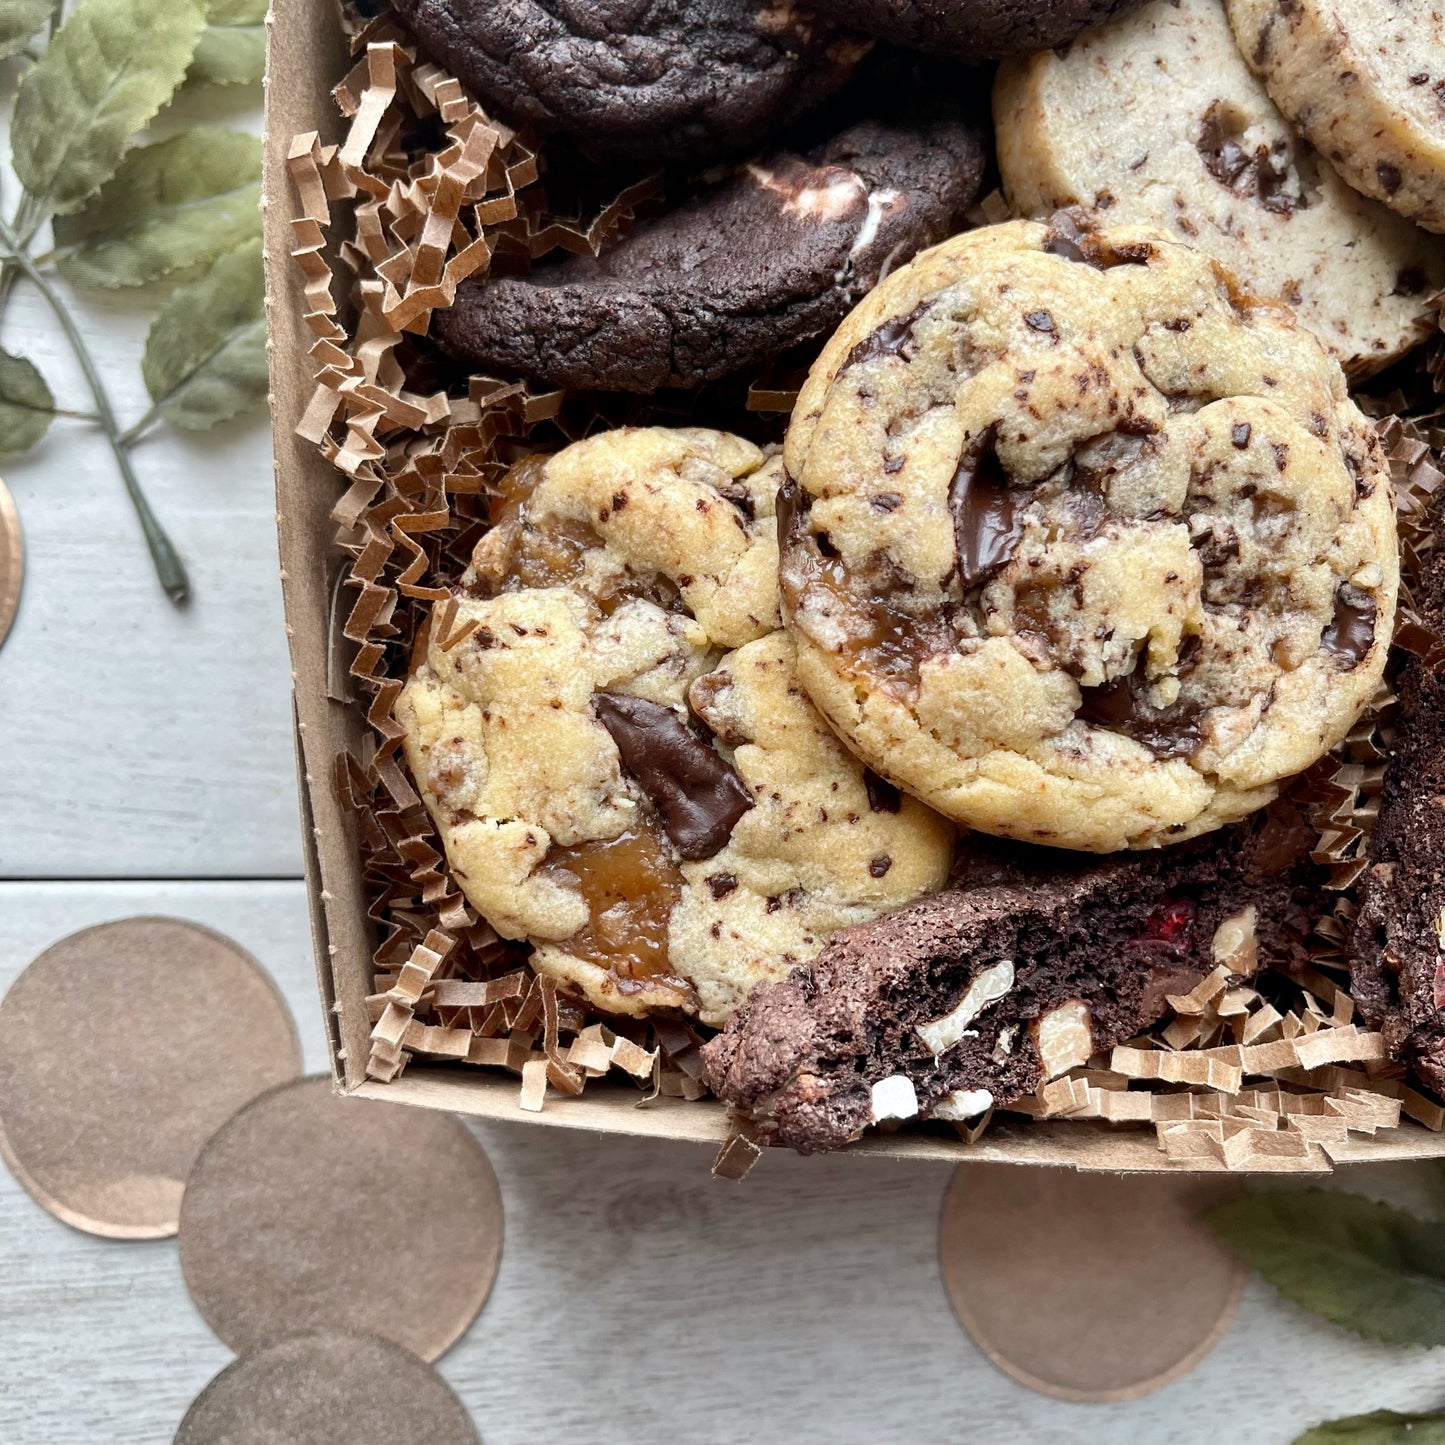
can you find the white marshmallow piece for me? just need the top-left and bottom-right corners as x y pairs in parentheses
(931, 1088), (995, 1122)
(870, 1073), (919, 1123)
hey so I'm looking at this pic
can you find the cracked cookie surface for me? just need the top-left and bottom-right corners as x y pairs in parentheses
(1227, 0), (1445, 234)
(397, 427), (953, 1025)
(822, 0), (1148, 59)
(994, 0), (1444, 376)
(779, 216), (1398, 853)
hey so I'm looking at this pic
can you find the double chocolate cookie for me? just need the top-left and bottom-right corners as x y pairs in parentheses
(432, 117), (986, 393)
(704, 798), (1323, 1153)
(390, 0), (867, 165)
(822, 0), (1148, 59)
(397, 428), (953, 1026)
(994, 0), (1444, 375)
(778, 214), (1398, 852)
(1351, 484), (1445, 1093)
(1228, 0), (1445, 234)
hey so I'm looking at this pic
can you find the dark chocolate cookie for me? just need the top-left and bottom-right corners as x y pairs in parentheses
(432, 117), (985, 393)
(821, 0), (1147, 59)
(1351, 486), (1445, 1094)
(391, 0), (867, 165)
(703, 799), (1322, 1152)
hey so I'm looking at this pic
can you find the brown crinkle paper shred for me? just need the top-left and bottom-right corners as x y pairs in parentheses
(290, 16), (1445, 1165)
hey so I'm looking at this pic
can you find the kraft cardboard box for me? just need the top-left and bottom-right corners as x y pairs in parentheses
(260, 0), (1445, 1171)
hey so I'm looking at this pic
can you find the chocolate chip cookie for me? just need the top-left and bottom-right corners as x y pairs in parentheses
(397, 427), (953, 1025)
(779, 214), (1398, 853)
(1227, 0), (1445, 233)
(994, 0), (1444, 376)
(704, 797), (1322, 1153)
(432, 117), (986, 393)
(390, 0), (867, 166)
(822, 0), (1147, 59)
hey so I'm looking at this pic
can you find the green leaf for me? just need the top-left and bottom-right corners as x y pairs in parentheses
(1296, 1410), (1445, 1444)
(54, 129), (261, 288)
(142, 238), (267, 431)
(0, 0), (55, 60)
(1207, 1190), (1445, 1345)
(12, 0), (207, 217)
(189, 0), (264, 85)
(0, 349), (55, 454)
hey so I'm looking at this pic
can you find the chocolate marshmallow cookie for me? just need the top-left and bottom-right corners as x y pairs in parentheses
(391, 0), (867, 165)
(432, 118), (985, 394)
(994, 0), (1444, 375)
(1228, 0), (1445, 234)
(397, 428), (952, 1026)
(704, 798), (1323, 1153)
(779, 216), (1398, 852)
(822, 0), (1147, 59)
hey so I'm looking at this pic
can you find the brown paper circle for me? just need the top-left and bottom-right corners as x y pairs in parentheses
(173, 1331), (480, 1445)
(0, 917), (302, 1239)
(0, 476), (23, 651)
(179, 1075), (502, 1361)
(939, 1165), (1246, 1402)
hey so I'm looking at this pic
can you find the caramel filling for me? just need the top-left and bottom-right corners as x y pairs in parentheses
(544, 821), (686, 989)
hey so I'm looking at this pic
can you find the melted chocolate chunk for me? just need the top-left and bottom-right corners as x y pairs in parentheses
(843, 303), (929, 370)
(1197, 104), (1303, 214)
(950, 433), (1023, 590)
(1232, 422), (1252, 449)
(1044, 208), (1093, 264)
(1077, 671), (1204, 758)
(776, 475), (805, 556)
(1321, 584), (1376, 668)
(864, 769), (902, 813)
(595, 693), (753, 860)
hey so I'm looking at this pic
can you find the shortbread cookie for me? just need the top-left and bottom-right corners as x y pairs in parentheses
(704, 798), (1322, 1153)
(779, 214), (1398, 853)
(994, 0), (1444, 375)
(391, 0), (866, 165)
(1228, 0), (1445, 233)
(397, 427), (952, 1025)
(433, 117), (986, 393)
(1352, 485), (1445, 1093)
(824, 0), (1147, 59)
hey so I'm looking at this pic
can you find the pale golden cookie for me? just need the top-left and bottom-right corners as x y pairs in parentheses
(1227, 0), (1445, 233)
(994, 0), (1444, 376)
(398, 427), (952, 1024)
(780, 216), (1398, 853)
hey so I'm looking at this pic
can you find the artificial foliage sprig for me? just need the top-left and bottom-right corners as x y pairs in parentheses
(0, 0), (269, 603)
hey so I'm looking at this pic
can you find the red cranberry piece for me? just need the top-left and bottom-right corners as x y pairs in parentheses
(1141, 898), (1197, 955)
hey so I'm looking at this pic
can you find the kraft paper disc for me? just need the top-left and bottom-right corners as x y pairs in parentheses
(178, 1075), (502, 1361)
(939, 1165), (1246, 1402)
(0, 917), (302, 1239)
(0, 476), (22, 650)
(173, 1331), (480, 1445)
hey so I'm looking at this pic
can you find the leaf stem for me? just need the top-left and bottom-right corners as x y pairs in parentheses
(0, 216), (189, 603)
(119, 403), (161, 447)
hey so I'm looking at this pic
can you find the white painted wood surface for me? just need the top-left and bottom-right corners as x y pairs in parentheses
(2, 70), (1444, 1445)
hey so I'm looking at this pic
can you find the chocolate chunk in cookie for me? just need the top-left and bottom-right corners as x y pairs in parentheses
(1351, 486), (1445, 1092)
(821, 0), (1148, 59)
(396, 427), (953, 1025)
(391, 0), (867, 166)
(704, 799), (1322, 1153)
(779, 216), (1398, 852)
(1228, 0), (1445, 234)
(432, 117), (985, 393)
(994, 0), (1444, 376)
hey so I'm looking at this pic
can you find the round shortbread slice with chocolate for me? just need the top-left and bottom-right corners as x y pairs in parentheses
(779, 214), (1398, 853)
(1226, 0), (1445, 233)
(397, 427), (952, 1025)
(993, 0), (1444, 376)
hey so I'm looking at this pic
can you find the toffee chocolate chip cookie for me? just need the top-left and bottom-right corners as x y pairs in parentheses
(1351, 485), (1445, 1092)
(779, 215), (1398, 853)
(704, 797), (1322, 1153)
(822, 0), (1148, 59)
(994, 0), (1444, 375)
(397, 427), (952, 1025)
(390, 0), (867, 166)
(432, 118), (986, 393)
(1228, 0), (1445, 234)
